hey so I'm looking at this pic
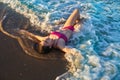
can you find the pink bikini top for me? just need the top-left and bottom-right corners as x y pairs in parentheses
(50, 26), (74, 43)
(50, 31), (68, 42)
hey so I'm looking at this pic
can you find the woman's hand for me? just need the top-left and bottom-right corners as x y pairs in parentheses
(49, 34), (59, 48)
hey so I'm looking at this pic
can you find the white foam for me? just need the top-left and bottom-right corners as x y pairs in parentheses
(101, 76), (110, 80)
(88, 55), (100, 67)
(0, 0), (53, 32)
(1, 0), (120, 80)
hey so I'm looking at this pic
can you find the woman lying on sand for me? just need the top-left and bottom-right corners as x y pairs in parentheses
(20, 9), (81, 54)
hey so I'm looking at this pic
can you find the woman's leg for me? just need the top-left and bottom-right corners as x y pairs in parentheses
(63, 9), (80, 27)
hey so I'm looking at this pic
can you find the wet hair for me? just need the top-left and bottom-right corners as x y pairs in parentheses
(34, 43), (52, 54)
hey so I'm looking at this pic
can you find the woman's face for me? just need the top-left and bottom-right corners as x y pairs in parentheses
(40, 37), (53, 48)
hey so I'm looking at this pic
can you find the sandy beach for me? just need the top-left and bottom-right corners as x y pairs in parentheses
(0, 0), (120, 80)
(0, 32), (67, 80)
(0, 2), (67, 80)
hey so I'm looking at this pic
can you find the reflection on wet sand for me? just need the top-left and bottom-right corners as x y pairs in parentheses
(0, 2), (65, 60)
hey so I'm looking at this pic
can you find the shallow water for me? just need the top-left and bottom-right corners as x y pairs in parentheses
(0, 0), (120, 80)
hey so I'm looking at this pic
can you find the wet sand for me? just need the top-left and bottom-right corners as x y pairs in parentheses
(0, 32), (67, 80)
(0, 2), (67, 80)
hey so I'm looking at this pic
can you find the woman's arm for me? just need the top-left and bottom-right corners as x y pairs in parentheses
(19, 30), (43, 42)
(57, 40), (74, 53)
(63, 9), (80, 27)
(61, 46), (73, 53)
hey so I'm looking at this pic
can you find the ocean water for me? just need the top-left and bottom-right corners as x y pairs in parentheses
(0, 0), (120, 80)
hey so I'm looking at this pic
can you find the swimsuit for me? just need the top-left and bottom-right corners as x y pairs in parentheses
(50, 26), (74, 43)
(62, 25), (74, 31)
(50, 31), (68, 42)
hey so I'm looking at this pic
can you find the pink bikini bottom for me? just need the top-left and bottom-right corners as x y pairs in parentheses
(62, 25), (74, 31)
(50, 26), (74, 43)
